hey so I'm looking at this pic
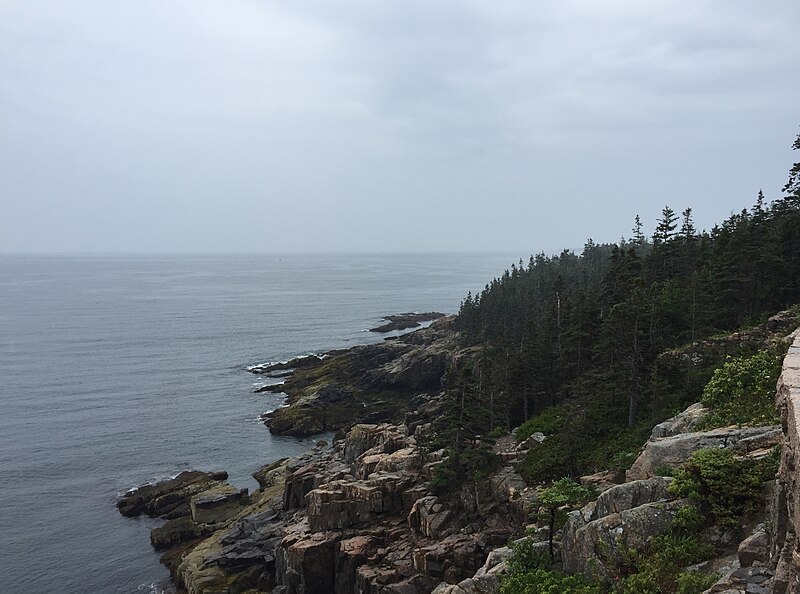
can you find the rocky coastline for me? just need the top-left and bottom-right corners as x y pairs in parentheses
(368, 313), (446, 333)
(250, 317), (457, 437)
(118, 316), (800, 594)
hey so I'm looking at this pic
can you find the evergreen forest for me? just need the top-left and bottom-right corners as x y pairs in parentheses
(430, 131), (800, 487)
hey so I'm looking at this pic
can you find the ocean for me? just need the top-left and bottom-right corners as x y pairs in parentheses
(0, 253), (518, 593)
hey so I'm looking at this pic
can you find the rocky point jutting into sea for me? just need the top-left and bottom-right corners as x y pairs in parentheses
(118, 313), (800, 594)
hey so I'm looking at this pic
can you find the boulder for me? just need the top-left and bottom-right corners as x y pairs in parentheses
(117, 470), (228, 518)
(190, 484), (248, 525)
(579, 470), (620, 494)
(738, 529), (769, 568)
(313, 384), (354, 404)
(650, 402), (709, 439)
(357, 447), (421, 479)
(381, 346), (449, 391)
(306, 473), (415, 532)
(704, 565), (774, 594)
(564, 499), (688, 579)
(345, 424), (408, 464)
(150, 515), (207, 550)
(627, 425), (781, 481)
(408, 496), (452, 539)
(276, 526), (342, 594)
(253, 458), (288, 490)
(562, 478), (684, 579)
(432, 545), (513, 594)
(177, 509), (283, 594)
(335, 535), (380, 594)
(594, 477), (674, 518)
(515, 432), (546, 451)
(283, 460), (351, 510)
(772, 331), (800, 590)
(412, 534), (490, 583)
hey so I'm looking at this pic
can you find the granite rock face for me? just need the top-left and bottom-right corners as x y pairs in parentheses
(119, 420), (528, 594)
(562, 477), (684, 579)
(627, 424), (781, 481)
(767, 330), (800, 593)
(649, 402), (709, 439)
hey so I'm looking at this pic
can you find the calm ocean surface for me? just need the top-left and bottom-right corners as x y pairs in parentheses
(0, 253), (518, 593)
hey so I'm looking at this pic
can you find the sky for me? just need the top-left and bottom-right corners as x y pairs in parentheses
(1, 1), (799, 254)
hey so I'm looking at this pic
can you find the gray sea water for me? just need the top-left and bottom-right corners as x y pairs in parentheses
(0, 253), (517, 593)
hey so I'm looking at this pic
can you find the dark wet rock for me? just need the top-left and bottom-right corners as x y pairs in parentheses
(190, 484), (249, 525)
(738, 529), (769, 568)
(369, 312), (446, 333)
(248, 354), (325, 375)
(264, 319), (458, 437)
(254, 383), (287, 393)
(151, 516), (209, 551)
(314, 384), (354, 404)
(117, 470), (228, 518)
(253, 458), (289, 490)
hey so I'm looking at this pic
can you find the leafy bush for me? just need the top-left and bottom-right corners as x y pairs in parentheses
(668, 447), (778, 527)
(500, 569), (602, 594)
(671, 505), (706, 532)
(429, 454), (460, 495)
(676, 571), (718, 594)
(506, 538), (550, 574)
(538, 478), (593, 559)
(517, 438), (572, 484)
(429, 446), (500, 495)
(617, 572), (658, 594)
(515, 405), (569, 442)
(488, 426), (508, 439)
(698, 349), (782, 429)
(610, 533), (713, 593)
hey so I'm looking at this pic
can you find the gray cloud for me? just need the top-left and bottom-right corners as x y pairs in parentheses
(1, 0), (799, 254)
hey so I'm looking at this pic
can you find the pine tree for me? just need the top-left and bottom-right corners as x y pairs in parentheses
(632, 215), (646, 246)
(653, 206), (678, 244)
(783, 132), (800, 203)
(680, 208), (696, 241)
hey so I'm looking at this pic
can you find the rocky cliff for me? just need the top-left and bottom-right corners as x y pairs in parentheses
(771, 329), (800, 592)
(118, 318), (800, 594)
(118, 422), (539, 593)
(252, 317), (457, 437)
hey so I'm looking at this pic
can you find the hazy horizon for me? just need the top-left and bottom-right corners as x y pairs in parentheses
(3, 1), (799, 254)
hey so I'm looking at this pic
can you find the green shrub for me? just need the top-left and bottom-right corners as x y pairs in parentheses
(676, 571), (719, 594)
(671, 505), (706, 532)
(698, 349), (782, 429)
(617, 572), (659, 594)
(668, 447), (777, 527)
(429, 453), (460, 495)
(506, 538), (550, 574)
(500, 569), (603, 594)
(517, 438), (572, 484)
(515, 405), (569, 442)
(610, 533), (713, 593)
(429, 446), (500, 495)
(538, 478), (593, 559)
(488, 426), (508, 439)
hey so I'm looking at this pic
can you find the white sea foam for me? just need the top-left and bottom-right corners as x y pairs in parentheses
(137, 580), (175, 594)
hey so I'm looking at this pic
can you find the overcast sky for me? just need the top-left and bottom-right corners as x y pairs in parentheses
(1, 1), (799, 254)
